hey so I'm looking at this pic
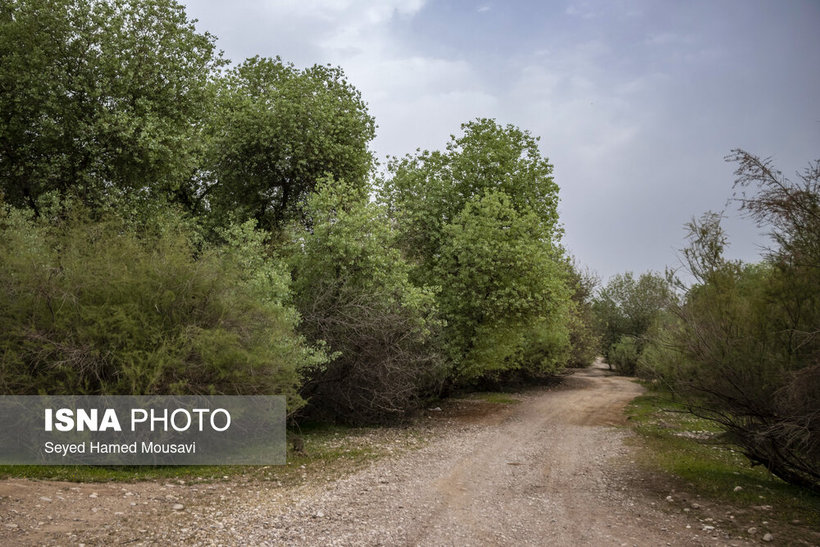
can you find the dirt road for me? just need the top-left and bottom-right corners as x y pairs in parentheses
(1, 363), (751, 545)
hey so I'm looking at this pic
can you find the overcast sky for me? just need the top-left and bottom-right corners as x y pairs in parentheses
(183, 0), (820, 281)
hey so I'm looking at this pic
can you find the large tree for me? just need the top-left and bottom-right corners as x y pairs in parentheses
(205, 56), (376, 232)
(434, 190), (570, 380)
(0, 0), (222, 210)
(383, 118), (560, 275)
(383, 119), (569, 381)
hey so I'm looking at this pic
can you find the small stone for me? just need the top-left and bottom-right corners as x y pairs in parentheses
(690, 503), (700, 509)
(703, 525), (715, 531)
(762, 533), (773, 542)
(313, 511), (324, 518)
(89, 492), (98, 498)
(39, 496), (52, 502)
(748, 527), (757, 534)
(733, 486), (743, 492)
(172, 503), (184, 511)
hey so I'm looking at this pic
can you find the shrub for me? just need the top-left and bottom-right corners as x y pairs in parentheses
(288, 179), (443, 424)
(647, 150), (820, 492)
(609, 335), (640, 376)
(0, 196), (320, 412)
(592, 271), (670, 370)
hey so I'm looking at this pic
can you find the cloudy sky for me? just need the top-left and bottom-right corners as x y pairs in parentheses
(183, 0), (820, 281)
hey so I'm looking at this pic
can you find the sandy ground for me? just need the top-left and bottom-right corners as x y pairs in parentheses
(0, 363), (760, 546)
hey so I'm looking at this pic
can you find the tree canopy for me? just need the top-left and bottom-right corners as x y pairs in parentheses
(0, 0), (222, 210)
(383, 119), (572, 382)
(383, 118), (560, 272)
(205, 56), (376, 232)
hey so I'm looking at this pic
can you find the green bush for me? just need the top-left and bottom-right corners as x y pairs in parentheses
(288, 179), (443, 424)
(435, 191), (571, 381)
(609, 335), (640, 376)
(592, 271), (670, 365)
(0, 197), (320, 411)
(644, 150), (820, 492)
(564, 261), (600, 368)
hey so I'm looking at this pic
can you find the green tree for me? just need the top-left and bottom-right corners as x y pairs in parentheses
(592, 271), (670, 371)
(434, 191), (570, 380)
(564, 260), (601, 368)
(287, 178), (442, 423)
(383, 118), (560, 277)
(0, 0), (222, 210)
(383, 119), (568, 382)
(205, 56), (376, 232)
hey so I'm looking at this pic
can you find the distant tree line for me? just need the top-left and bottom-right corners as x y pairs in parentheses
(0, 0), (598, 424)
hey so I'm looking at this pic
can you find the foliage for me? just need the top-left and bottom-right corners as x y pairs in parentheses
(0, 0), (584, 425)
(644, 150), (820, 492)
(592, 270), (670, 372)
(608, 335), (640, 376)
(433, 191), (570, 380)
(382, 119), (570, 383)
(287, 178), (443, 424)
(0, 0), (222, 210)
(564, 260), (600, 368)
(0, 197), (321, 411)
(205, 56), (376, 232)
(383, 118), (560, 278)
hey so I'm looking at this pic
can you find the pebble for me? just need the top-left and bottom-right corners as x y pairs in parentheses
(762, 533), (773, 542)
(172, 504), (185, 511)
(733, 486), (743, 492)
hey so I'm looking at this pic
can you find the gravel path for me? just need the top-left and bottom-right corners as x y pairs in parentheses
(1, 363), (755, 546)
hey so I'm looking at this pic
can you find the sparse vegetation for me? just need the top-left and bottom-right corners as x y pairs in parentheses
(627, 390), (820, 540)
